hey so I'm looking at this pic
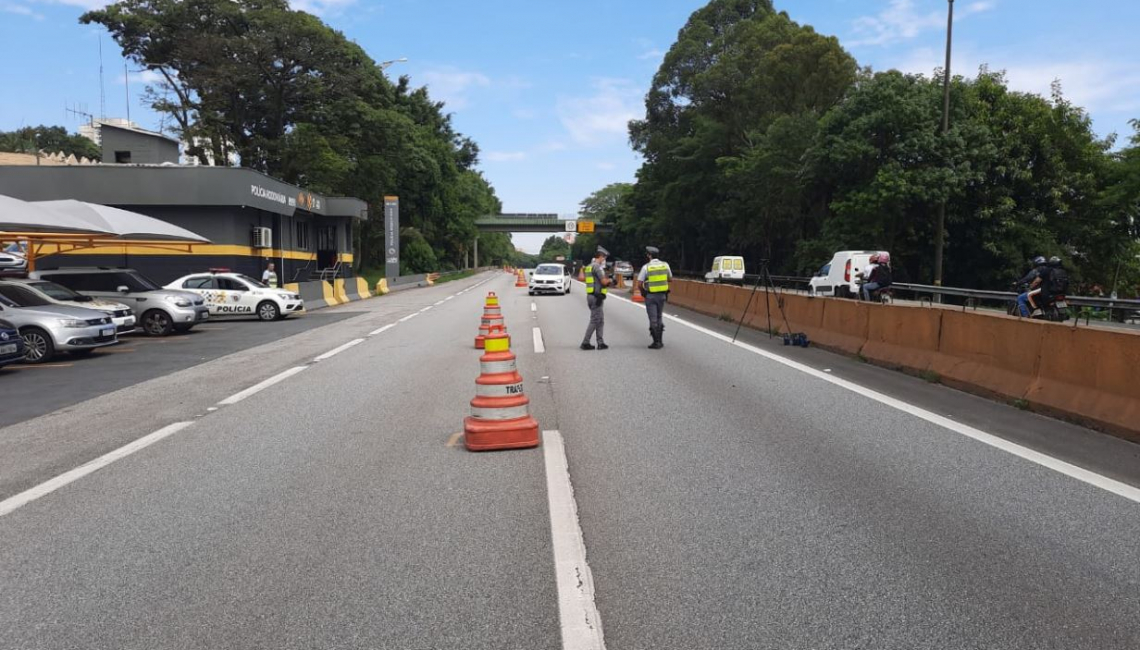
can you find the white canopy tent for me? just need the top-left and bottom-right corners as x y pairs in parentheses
(0, 194), (210, 271)
(34, 200), (209, 243)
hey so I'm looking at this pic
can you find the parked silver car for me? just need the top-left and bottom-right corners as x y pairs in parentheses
(31, 267), (208, 336)
(0, 243), (27, 277)
(0, 294), (119, 363)
(0, 279), (136, 335)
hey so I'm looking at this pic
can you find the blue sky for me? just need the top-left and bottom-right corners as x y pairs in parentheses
(2, 0), (1138, 252)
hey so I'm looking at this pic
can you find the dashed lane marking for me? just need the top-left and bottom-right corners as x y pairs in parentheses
(313, 338), (364, 362)
(533, 327), (546, 354)
(369, 324), (397, 337)
(0, 421), (195, 518)
(218, 366), (308, 405)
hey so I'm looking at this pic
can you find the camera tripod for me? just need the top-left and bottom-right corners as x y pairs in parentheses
(732, 258), (794, 344)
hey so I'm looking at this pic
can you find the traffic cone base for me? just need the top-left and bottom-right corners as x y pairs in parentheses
(464, 415), (539, 450)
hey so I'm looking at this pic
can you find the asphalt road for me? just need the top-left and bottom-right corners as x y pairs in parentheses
(0, 308), (364, 427)
(1, 270), (1137, 649)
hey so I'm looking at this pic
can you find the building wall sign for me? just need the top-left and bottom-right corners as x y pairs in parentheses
(250, 184), (289, 206)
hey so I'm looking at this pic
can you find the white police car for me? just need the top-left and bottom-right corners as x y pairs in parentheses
(165, 271), (304, 321)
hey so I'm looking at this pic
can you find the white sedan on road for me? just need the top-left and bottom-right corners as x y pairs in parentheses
(166, 272), (304, 321)
(528, 263), (572, 295)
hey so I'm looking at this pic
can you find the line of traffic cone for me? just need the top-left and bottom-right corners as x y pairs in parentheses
(515, 268), (528, 288)
(475, 292), (507, 349)
(464, 327), (540, 451)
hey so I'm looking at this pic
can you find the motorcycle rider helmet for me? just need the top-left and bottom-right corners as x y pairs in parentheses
(869, 253), (880, 264)
(1048, 256), (1063, 267)
(1033, 256), (1047, 266)
(877, 251), (890, 265)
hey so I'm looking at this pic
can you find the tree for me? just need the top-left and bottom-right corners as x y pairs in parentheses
(0, 125), (101, 160)
(538, 235), (571, 262)
(84, 0), (503, 275)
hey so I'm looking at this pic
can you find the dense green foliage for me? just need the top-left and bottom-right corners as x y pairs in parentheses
(82, 0), (515, 271)
(537, 235), (572, 262)
(0, 125), (101, 161)
(587, 0), (1139, 294)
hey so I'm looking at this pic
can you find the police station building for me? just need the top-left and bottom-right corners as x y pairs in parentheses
(0, 163), (368, 286)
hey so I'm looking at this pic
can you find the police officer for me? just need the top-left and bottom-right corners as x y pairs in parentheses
(262, 262), (279, 288)
(581, 246), (611, 350)
(638, 246), (672, 349)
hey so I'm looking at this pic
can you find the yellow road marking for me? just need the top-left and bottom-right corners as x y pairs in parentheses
(446, 432), (464, 447)
(8, 363), (73, 369)
(97, 348), (136, 354)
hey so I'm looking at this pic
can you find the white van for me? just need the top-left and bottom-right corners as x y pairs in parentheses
(705, 256), (745, 283)
(808, 250), (883, 298)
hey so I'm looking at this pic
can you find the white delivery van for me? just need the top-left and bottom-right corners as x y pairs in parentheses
(808, 250), (883, 298)
(705, 256), (745, 283)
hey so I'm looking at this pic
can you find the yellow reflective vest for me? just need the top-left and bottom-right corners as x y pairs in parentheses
(645, 261), (670, 293)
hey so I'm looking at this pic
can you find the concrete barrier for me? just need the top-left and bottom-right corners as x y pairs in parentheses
(862, 303), (941, 373)
(931, 311), (1045, 401)
(296, 280), (329, 310)
(665, 279), (1140, 439)
(1027, 325), (1140, 441)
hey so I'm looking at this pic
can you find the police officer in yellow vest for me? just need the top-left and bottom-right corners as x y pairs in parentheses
(581, 246), (611, 350)
(638, 246), (672, 349)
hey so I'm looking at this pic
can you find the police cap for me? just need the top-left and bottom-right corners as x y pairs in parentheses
(596, 246), (609, 257)
(645, 246), (660, 256)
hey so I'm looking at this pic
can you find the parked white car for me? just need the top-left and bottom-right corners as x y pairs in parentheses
(166, 271), (303, 321)
(0, 278), (136, 335)
(529, 263), (571, 295)
(705, 256), (745, 283)
(808, 250), (883, 298)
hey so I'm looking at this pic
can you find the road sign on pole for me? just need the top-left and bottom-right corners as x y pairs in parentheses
(384, 196), (400, 280)
(577, 220), (595, 234)
(565, 220), (577, 233)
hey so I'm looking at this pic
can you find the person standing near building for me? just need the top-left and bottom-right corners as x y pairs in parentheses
(638, 246), (673, 349)
(262, 262), (279, 288)
(581, 246), (611, 350)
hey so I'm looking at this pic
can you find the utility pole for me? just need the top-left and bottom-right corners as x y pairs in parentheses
(933, 0), (954, 290)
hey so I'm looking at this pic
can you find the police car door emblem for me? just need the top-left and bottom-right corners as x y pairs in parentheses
(232, 295), (241, 302)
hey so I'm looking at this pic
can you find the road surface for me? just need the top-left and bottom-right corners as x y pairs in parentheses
(1, 270), (1137, 650)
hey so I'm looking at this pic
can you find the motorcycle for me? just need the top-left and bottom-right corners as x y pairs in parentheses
(1008, 283), (1070, 322)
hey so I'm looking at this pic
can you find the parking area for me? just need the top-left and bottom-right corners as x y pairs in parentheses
(0, 309), (365, 427)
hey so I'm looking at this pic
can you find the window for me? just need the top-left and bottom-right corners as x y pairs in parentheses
(114, 151), (131, 164)
(217, 278), (248, 292)
(183, 277), (215, 290)
(316, 226), (336, 251)
(0, 285), (51, 307)
(733, 259), (744, 271)
(295, 221), (310, 250)
(237, 274), (267, 288)
(28, 281), (84, 302)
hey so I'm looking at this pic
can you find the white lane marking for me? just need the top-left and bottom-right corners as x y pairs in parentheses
(0, 422), (195, 518)
(219, 366), (308, 405)
(531, 302), (537, 312)
(543, 430), (607, 650)
(399, 313), (418, 323)
(604, 291), (1140, 503)
(313, 338), (364, 362)
(533, 327), (546, 354)
(419, 306), (433, 313)
(434, 300), (445, 306)
(369, 323), (396, 337)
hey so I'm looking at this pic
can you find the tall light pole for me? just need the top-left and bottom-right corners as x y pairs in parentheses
(380, 57), (408, 71)
(933, 0), (954, 289)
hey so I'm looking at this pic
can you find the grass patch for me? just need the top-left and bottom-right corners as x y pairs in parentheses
(718, 312), (735, 322)
(855, 352), (869, 363)
(1011, 398), (1030, 411)
(358, 266), (385, 289)
(919, 369), (942, 384)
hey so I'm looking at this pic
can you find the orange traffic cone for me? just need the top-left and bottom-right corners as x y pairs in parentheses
(577, 267), (585, 282)
(515, 268), (528, 288)
(616, 274), (626, 289)
(464, 328), (540, 451)
(475, 292), (507, 349)
(632, 280), (645, 303)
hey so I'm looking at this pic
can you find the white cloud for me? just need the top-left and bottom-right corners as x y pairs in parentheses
(485, 151), (527, 162)
(117, 69), (165, 86)
(556, 78), (643, 147)
(289, 0), (357, 16)
(420, 67), (491, 111)
(850, 0), (994, 47)
(1, 2), (42, 18)
(895, 47), (1140, 116)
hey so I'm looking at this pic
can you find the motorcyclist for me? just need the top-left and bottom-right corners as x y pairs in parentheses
(1040, 256), (1070, 309)
(861, 252), (893, 301)
(1015, 256), (1049, 317)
